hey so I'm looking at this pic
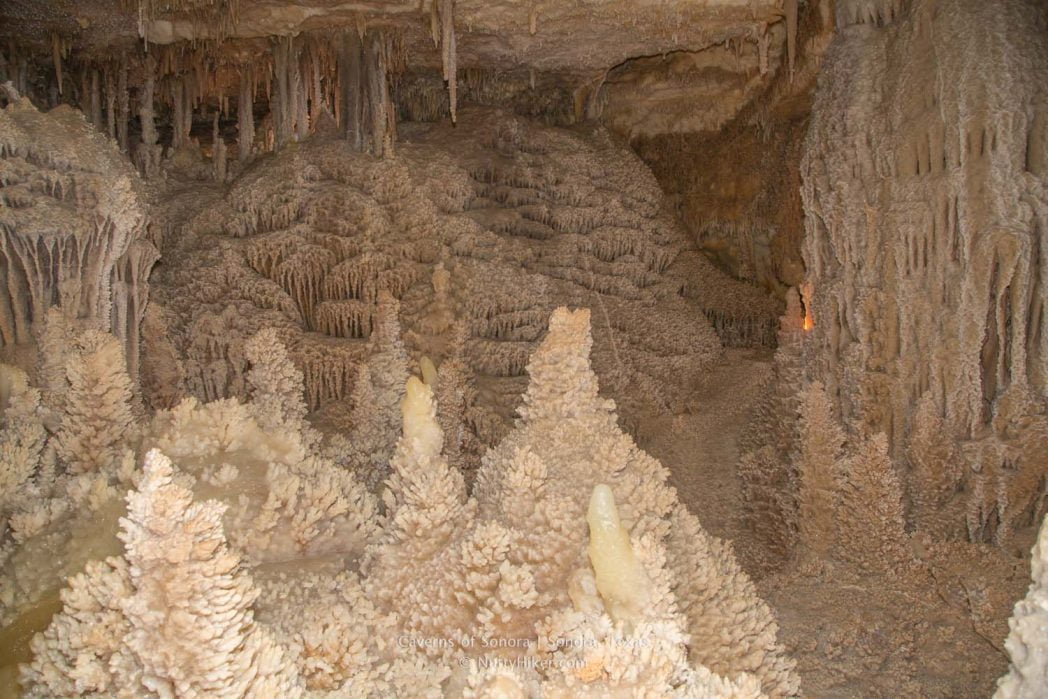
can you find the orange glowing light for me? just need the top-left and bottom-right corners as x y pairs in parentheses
(803, 314), (814, 331)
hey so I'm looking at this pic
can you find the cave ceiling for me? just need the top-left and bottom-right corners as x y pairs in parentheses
(0, 0), (788, 78)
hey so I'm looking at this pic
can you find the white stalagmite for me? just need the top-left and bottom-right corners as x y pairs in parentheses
(21, 449), (304, 697)
(420, 355), (438, 386)
(400, 375), (444, 464)
(996, 515), (1048, 698)
(586, 483), (652, 628)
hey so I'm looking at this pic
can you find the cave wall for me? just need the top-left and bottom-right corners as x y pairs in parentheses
(635, 98), (809, 299)
(0, 97), (157, 380)
(802, 0), (1048, 544)
(626, 1), (835, 299)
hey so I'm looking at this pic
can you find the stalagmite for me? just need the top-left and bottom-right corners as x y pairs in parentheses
(400, 375), (444, 459)
(996, 515), (1048, 698)
(213, 112), (227, 182)
(586, 483), (652, 628)
(420, 355), (438, 386)
(2, 1), (1040, 695)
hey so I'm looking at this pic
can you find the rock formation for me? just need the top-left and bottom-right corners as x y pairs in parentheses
(0, 0), (1045, 696)
(10, 307), (797, 697)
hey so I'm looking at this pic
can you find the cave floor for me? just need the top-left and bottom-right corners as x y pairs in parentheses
(638, 346), (771, 564)
(641, 347), (1015, 698)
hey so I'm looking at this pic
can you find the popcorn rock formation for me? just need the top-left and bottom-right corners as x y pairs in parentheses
(1, 0), (1046, 695)
(997, 514), (1048, 698)
(15, 307), (797, 697)
(22, 449), (301, 697)
(151, 107), (774, 434)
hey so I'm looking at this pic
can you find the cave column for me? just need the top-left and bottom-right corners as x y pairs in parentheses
(89, 68), (102, 129)
(104, 68), (116, 139)
(273, 37), (291, 149)
(137, 56), (160, 177)
(364, 33), (393, 157)
(237, 65), (254, 163)
(117, 55), (129, 152)
(213, 111), (227, 182)
(339, 31), (363, 150)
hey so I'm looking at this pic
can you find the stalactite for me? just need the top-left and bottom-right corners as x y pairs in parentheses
(105, 69), (116, 140)
(172, 78), (186, 150)
(238, 66), (254, 163)
(117, 56), (129, 153)
(340, 31), (364, 150)
(113, 239), (160, 384)
(365, 33), (390, 156)
(0, 96), (153, 367)
(439, 0), (457, 123)
(182, 74), (194, 144)
(138, 57), (160, 177)
(429, 0), (440, 47)
(79, 69), (90, 122)
(756, 23), (770, 76)
(50, 33), (63, 95)
(273, 37), (291, 149)
(90, 69), (102, 129)
(786, 0), (798, 80)
(309, 49), (322, 126)
(294, 44), (309, 142)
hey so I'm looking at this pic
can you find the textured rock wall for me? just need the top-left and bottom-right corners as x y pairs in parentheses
(801, 0), (1048, 544)
(0, 97), (157, 381)
(630, 0), (834, 299)
(150, 109), (778, 433)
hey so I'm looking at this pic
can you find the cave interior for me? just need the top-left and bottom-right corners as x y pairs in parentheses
(0, 0), (1047, 697)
